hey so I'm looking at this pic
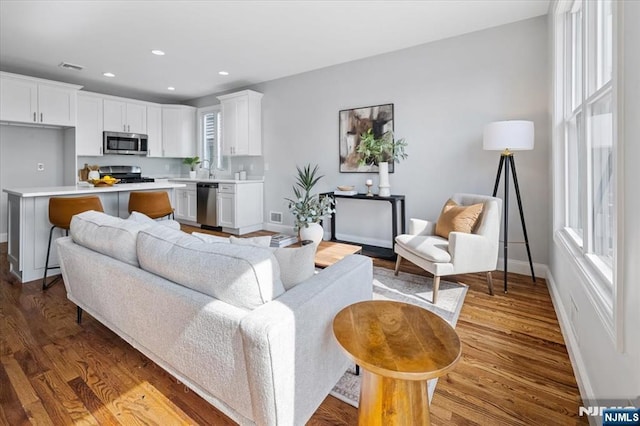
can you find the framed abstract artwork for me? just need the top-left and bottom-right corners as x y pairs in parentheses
(338, 103), (394, 173)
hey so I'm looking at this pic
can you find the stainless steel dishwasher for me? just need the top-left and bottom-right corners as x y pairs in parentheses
(197, 182), (219, 228)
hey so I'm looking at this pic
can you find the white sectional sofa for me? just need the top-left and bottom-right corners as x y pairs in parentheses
(56, 211), (373, 426)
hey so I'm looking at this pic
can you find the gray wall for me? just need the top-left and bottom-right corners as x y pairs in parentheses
(191, 16), (550, 265)
(0, 125), (66, 239)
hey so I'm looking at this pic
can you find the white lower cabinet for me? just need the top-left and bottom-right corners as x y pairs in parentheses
(217, 191), (235, 228)
(216, 182), (263, 235)
(174, 183), (197, 223)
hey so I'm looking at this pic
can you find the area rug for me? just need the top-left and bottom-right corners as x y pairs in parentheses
(329, 266), (468, 407)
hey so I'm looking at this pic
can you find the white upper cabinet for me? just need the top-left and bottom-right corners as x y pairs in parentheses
(146, 105), (163, 157)
(0, 72), (81, 127)
(217, 90), (263, 156)
(103, 99), (147, 134)
(162, 105), (196, 158)
(76, 92), (104, 156)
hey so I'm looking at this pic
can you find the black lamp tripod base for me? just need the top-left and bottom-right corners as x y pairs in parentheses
(492, 153), (536, 292)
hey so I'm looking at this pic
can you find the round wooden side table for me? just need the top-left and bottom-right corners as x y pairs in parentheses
(333, 300), (461, 425)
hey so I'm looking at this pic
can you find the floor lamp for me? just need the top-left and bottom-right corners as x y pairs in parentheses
(483, 120), (536, 292)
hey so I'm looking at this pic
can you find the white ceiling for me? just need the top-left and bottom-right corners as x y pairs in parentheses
(0, 0), (549, 103)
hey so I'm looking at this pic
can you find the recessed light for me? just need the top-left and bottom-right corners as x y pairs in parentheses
(167, 86), (175, 91)
(103, 72), (115, 78)
(152, 50), (165, 56)
(218, 71), (229, 76)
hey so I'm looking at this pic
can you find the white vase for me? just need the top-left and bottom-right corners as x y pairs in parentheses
(378, 161), (391, 197)
(189, 170), (197, 179)
(299, 222), (324, 246)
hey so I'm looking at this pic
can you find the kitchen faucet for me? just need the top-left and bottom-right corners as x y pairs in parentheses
(200, 159), (216, 179)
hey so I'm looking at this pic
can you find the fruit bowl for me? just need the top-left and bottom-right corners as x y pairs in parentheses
(337, 185), (355, 191)
(88, 178), (120, 187)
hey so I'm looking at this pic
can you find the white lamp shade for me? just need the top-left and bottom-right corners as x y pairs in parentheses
(483, 120), (535, 151)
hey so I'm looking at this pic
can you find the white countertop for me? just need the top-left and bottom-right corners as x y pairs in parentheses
(3, 182), (187, 198)
(168, 177), (265, 184)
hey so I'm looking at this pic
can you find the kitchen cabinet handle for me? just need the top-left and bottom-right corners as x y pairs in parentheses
(123, 124), (126, 132)
(33, 112), (36, 122)
(40, 113), (43, 122)
(127, 125), (130, 132)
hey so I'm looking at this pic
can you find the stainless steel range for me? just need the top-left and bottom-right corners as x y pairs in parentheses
(98, 166), (155, 183)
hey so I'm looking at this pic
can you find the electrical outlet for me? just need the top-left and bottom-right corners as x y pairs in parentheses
(165, 164), (170, 171)
(238, 164), (244, 171)
(249, 163), (254, 171)
(37, 163), (44, 171)
(264, 162), (270, 171)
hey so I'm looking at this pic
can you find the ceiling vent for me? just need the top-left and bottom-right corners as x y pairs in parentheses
(58, 62), (84, 71)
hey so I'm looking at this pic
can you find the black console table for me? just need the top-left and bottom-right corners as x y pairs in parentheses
(320, 192), (406, 259)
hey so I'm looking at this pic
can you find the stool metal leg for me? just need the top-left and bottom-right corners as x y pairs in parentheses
(42, 225), (62, 290)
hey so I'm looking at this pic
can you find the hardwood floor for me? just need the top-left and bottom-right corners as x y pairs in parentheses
(0, 230), (587, 425)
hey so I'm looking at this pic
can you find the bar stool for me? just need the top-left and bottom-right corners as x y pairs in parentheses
(43, 196), (104, 290)
(128, 191), (174, 220)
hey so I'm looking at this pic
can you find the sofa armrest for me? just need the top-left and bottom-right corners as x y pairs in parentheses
(239, 254), (373, 426)
(409, 218), (436, 235)
(448, 231), (498, 273)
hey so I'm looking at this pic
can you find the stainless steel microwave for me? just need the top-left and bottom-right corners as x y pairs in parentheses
(103, 131), (148, 155)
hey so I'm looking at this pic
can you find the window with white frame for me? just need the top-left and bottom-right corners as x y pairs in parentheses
(556, 0), (616, 302)
(198, 106), (226, 172)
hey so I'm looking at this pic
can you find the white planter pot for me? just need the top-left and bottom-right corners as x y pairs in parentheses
(189, 171), (197, 179)
(299, 222), (324, 246)
(378, 161), (391, 197)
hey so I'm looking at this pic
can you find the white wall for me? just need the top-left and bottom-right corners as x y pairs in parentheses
(190, 16), (550, 265)
(0, 125), (66, 240)
(548, 1), (640, 407)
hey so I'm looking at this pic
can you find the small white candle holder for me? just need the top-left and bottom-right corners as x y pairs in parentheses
(365, 179), (373, 197)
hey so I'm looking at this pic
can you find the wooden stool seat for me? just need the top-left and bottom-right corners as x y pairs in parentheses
(128, 191), (174, 219)
(43, 196), (104, 290)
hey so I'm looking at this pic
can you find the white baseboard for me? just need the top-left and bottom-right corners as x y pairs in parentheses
(544, 267), (596, 426)
(263, 222), (295, 235)
(0, 232), (6, 243)
(496, 257), (547, 279)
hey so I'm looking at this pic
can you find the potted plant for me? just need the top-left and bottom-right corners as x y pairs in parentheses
(286, 164), (335, 245)
(356, 129), (407, 197)
(183, 156), (201, 179)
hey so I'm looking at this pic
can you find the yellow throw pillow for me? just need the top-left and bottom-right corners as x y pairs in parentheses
(435, 199), (484, 239)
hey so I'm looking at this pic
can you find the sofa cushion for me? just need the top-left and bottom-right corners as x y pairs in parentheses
(70, 210), (149, 267)
(192, 232), (230, 244)
(137, 226), (286, 310)
(230, 235), (272, 248)
(271, 243), (316, 290)
(395, 234), (452, 263)
(127, 211), (181, 230)
(192, 233), (272, 248)
(435, 198), (484, 239)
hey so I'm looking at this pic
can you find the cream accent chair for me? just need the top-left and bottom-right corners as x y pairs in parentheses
(394, 193), (502, 303)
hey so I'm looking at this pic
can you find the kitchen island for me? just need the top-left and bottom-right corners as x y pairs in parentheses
(3, 182), (186, 283)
